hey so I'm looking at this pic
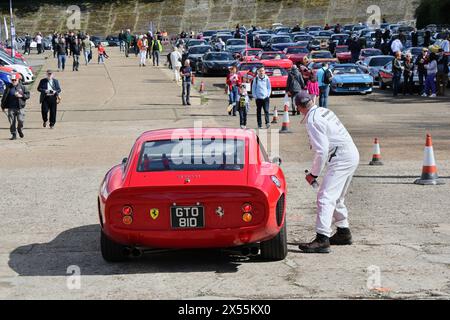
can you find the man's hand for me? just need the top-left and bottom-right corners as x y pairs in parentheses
(305, 172), (318, 186)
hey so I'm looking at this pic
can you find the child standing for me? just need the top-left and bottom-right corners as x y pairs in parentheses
(237, 84), (250, 129)
(307, 73), (320, 105)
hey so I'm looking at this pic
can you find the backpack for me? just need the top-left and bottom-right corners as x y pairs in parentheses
(322, 68), (333, 85)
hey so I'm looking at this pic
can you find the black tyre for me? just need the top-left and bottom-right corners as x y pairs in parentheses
(260, 221), (288, 261)
(100, 230), (129, 262)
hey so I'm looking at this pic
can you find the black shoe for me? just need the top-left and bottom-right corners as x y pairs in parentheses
(187, 102), (191, 105)
(182, 102), (186, 106)
(18, 130), (24, 138)
(330, 228), (353, 246)
(50, 125), (54, 129)
(43, 122), (47, 128)
(298, 233), (331, 253)
(10, 134), (17, 140)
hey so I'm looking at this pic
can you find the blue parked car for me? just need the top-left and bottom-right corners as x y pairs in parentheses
(330, 64), (374, 94)
(0, 70), (13, 85)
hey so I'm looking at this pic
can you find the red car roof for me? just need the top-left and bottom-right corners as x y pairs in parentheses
(137, 128), (256, 143)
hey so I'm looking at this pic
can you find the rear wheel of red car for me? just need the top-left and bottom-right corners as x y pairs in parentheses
(260, 221), (288, 261)
(100, 231), (129, 262)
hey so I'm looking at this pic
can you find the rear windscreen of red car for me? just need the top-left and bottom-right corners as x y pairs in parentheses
(138, 139), (245, 172)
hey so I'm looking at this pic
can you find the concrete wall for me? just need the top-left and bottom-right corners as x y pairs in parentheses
(0, 0), (419, 36)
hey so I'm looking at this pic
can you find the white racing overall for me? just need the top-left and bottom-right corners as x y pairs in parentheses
(305, 105), (360, 237)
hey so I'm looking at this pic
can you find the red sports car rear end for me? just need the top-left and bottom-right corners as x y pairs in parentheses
(98, 128), (287, 262)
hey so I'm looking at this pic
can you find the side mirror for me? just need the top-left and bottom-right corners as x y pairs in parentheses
(272, 156), (282, 166)
(122, 157), (128, 165)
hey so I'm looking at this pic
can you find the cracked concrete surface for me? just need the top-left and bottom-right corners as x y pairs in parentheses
(0, 48), (449, 299)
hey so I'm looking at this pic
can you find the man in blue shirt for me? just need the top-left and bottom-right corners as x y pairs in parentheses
(316, 62), (331, 108)
(251, 66), (272, 129)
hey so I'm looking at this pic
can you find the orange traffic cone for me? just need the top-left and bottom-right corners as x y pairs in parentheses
(369, 138), (383, 166)
(279, 103), (292, 133)
(414, 134), (444, 185)
(199, 81), (205, 93)
(271, 106), (279, 124)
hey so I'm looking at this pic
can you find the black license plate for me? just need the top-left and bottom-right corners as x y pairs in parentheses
(171, 206), (204, 229)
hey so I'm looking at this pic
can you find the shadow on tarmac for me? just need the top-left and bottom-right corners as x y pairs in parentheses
(8, 225), (252, 276)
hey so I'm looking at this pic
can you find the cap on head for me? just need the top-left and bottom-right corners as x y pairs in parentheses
(10, 74), (17, 81)
(294, 91), (312, 108)
(46, 69), (53, 75)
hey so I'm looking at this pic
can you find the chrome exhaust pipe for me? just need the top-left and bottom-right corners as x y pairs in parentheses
(131, 248), (143, 257)
(241, 247), (251, 256)
(250, 246), (259, 256)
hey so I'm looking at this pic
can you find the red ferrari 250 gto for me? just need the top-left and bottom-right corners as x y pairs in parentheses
(98, 128), (288, 262)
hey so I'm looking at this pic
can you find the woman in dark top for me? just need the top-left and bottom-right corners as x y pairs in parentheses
(403, 53), (414, 95)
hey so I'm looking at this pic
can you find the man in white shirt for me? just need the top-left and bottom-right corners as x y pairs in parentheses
(391, 37), (403, 55)
(440, 36), (449, 53)
(294, 91), (360, 253)
(35, 32), (43, 54)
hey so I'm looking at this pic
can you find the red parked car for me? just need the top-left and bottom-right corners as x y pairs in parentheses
(257, 51), (293, 69)
(335, 45), (351, 63)
(98, 128), (288, 262)
(284, 46), (310, 65)
(265, 67), (289, 96)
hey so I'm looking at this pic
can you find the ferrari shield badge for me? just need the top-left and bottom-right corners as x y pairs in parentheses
(215, 206), (224, 218)
(150, 208), (159, 220)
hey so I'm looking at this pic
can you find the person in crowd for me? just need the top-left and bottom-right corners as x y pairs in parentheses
(374, 29), (382, 49)
(398, 32), (407, 45)
(334, 24), (341, 34)
(124, 29), (132, 57)
(415, 48), (428, 96)
(423, 30), (431, 47)
(226, 66), (242, 116)
(382, 29), (390, 44)
(180, 59), (193, 106)
(391, 36), (403, 56)
(403, 52), (414, 95)
(349, 37), (361, 63)
(119, 30), (125, 52)
(24, 33), (31, 55)
(324, 23), (331, 30)
(251, 66), (272, 129)
(215, 38), (225, 51)
(35, 32), (43, 54)
(286, 65), (305, 116)
(392, 51), (403, 97)
(254, 35), (262, 49)
(234, 27), (241, 39)
(151, 36), (163, 66)
(307, 73), (320, 105)
(292, 24), (301, 33)
(56, 38), (67, 71)
(441, 35), (450, 53)
(97, 43), (108, 64)
(37, 70), (61, 129)
(237, 84), (250, 129)
(81, 34), (93, 65)
(436, 49), (449, 96)
(132, 35), (139, 57)
(52, 32), (58, 58)
(137, 35), (148, 67)
(146, 31), (153, 59)
(411, 28), (419, 47)
(170, 46), (182, 83)
(1, 74), (30, 140)
(317, 62), (332, 108)
(72, 38), (81, 71)
(423, 52), (437, 98)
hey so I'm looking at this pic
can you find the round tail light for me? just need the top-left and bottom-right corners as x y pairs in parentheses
(242, 203), (253, 213)
(242, 212), (253, 223)
(122, 206), (133, 216)
(122, 215), (133, 225)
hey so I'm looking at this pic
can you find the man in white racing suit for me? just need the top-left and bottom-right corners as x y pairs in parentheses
(294, 91), (360, 253)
